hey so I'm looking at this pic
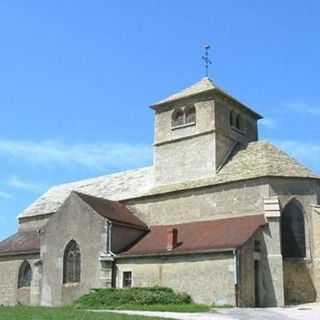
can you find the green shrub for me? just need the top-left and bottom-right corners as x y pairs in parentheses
(75, 287), (193, 308)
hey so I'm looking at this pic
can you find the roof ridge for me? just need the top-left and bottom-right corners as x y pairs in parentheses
(153, 77), (215, 106)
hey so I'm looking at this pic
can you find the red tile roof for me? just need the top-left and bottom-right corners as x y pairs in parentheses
(75, 191), (148, 230)
(120, 214), (266, 257)
(0, 231), (40, 256)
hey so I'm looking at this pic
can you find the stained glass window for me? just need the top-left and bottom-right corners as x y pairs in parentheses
(18, 261), (32, 288)
(63, 240), (81, 284)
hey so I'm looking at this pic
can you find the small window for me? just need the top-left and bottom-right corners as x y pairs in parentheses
(185, 106), (196, 124)
(254, 240), (261, 252)
(63, 240), (81, 284)
(18, 261), (32, 288)
(122, 271), (132, 288)
(172, 108), (184, 127)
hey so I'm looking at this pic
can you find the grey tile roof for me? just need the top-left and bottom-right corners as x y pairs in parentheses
(18, 141), (319, 219)
(154, 77), (216, 105)
(19, 167), (154, 219)
(153, 77), (262, 119)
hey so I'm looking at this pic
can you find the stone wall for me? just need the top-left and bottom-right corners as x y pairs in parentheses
(269, 178), (320, 303)
(18, 215), (50, 232)
(0, 255), (39, 305)
(312, 205), (320, 301)
(213, 94), (258, 143)
(40, 192), (107, 306)
(126, 179), (269, 226)
(116, 252), (236, 305)
(154, 94), (216, 185)
(239, 235), (256, 307)
(154, 95), (215, 145)
(154, 132), (215, 186)
(153, 91), (259, 186)
(283, 260), (316, 304)
(239, 225), (284, 307)
(213, 97), (258, 169)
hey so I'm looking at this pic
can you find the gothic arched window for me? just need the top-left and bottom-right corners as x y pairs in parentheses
(281, 199), (306, 258)
(63, 240), (81, 284)
(18, 261), (32, 288)
(172, 108), (184, 127)
(185, 106), (196, 124)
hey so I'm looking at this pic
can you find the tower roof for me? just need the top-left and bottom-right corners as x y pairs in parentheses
(152, 77), (263, 119)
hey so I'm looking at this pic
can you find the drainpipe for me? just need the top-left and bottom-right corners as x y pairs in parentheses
(100, 221), (116, 288)
(233, 249), (240, 307)
(105, 221), (116, 257)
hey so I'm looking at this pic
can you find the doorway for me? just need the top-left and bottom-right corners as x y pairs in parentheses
(254, 260), (260, 307)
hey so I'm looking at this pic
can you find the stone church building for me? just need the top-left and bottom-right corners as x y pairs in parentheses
(0, 78), (319, 307)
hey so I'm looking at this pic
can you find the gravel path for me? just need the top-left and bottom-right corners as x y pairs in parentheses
(91, 303), (320, 320)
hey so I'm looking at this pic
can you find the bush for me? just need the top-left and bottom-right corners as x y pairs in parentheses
(75, 287), (193, 308)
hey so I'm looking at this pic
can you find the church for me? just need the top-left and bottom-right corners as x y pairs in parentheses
(0, 77), (319, 307)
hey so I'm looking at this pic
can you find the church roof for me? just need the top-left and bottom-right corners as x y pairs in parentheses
(19, 166), (154, 219)
(119, 214), (266, 257)
(75, 191), (148, 230)
(152, 77), (262, 119)
(0, 231), (40, 256)
(18, 141), (319, 220)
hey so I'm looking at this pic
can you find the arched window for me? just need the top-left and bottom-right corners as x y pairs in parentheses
(63, 240), (81, 284)
(185, 106), (196, 124)
(18, 261), (32, 288)
(281, 199), (306, 258)
(172, 108), (184, 127)
(235, 114), (241, 130)
(229, 111), (235, 127)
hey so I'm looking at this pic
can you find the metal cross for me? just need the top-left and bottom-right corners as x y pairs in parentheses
(202, 44), (212, 77)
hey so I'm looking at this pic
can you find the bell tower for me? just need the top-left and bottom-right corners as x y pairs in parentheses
(151, 78), (263, 186)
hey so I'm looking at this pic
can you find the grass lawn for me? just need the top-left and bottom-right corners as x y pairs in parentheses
(0, 306), (167, 320)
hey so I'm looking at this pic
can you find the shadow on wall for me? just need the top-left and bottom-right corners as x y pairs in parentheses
(283, 260), (316, 305)
(260, 227), (277, 307)
(239, 228), (278, 307)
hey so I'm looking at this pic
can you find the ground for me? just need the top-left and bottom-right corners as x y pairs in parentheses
(93, 303), (320, 320)
(0, 306), (165, 320)
(1, 303), (320, 320)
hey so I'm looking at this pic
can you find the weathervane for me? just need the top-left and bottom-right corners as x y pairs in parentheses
(202, 44), (212, 78)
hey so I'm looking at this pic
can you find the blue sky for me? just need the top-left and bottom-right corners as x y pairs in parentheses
(0, 1), (319, 239)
